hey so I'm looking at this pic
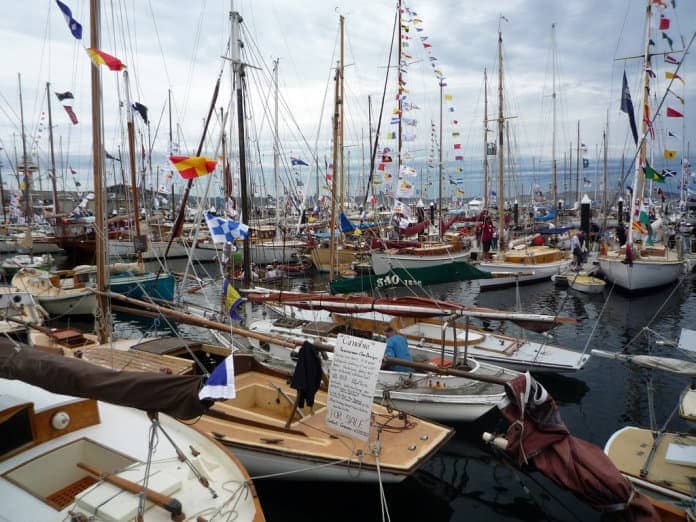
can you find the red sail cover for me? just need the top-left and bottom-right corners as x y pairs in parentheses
(397, 220), (429, 237)
(440, 210), (488, 234)
(497, 374), (658, 520)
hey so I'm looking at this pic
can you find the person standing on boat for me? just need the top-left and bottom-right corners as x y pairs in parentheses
(383, 326), (413, 372)
(481, 216), (495, 260)
(571, 231), (584, 269)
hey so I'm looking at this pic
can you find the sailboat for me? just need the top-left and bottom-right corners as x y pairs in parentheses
(598, 1), (684, 292)
(478, 24), (572, 290)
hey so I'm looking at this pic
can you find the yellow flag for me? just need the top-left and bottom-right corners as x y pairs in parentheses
(444, 94), (453, 101)
(664, 149), (677, 160)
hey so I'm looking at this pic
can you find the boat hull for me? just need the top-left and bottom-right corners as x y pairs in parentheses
(330, 261), (491, 294)
(110, 272), (176, 301)
(371, 248), (472, 275)
(598, 256), (683, 291)
(38, 291), (96, 316)
(478, 259), (572, 289)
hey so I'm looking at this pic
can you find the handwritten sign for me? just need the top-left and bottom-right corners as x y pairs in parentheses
(326, 334), (386, 441)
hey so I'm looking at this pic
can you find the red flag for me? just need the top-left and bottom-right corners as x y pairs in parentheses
(86, 48), (126, 71)
(659, 15), (670, 30)
(377, 163), (386, 171)
(169, 155), (217, 179)
(453, 143), (461, 150)
(63, 105), (78, 125)
(667, 107), (684, 117)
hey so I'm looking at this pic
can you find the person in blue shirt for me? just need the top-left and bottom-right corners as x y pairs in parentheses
(383, 326), (413, 372)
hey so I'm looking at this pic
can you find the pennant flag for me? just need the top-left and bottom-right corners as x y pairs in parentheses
(199, 354), (236, 400)
(204, 212), (250, 243)
(643, 162), (665, 183)
(55, 0), (82, 40)
(105, 150), (120, 161)
(667, 107), (684, 117)
(390, 117), (400, 124)
(665, 54), (680, 65)
(382, 155), (393, 163)
(455, 155), (463, 161)
(132, 102), (148, 124)
(377, 163), (386, 171)
(620, 71), (638, 145)
(55, 91), (74, 101)
(444, 94), (453, 101)
(387, 131), (396, 139)
(170, 155), (217, 179)
(453, 143), (461, 150)
(290, 156), (309, 166)
(662, 31), (674, 50)
(645, 67), (656, 78)
(63, 105), (78, 125)
(86, 48), (126, 71)
(664, 149), (677, 160)
(452, 132), (460, 137)
(223, 278), (244, 321)
(659, 15), (670, 30)
(666, 71), (684, 83)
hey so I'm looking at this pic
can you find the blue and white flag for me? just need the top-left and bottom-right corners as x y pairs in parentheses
(205, 212), (249, 243)
(199, 356), (236, 400)
(55, 0), (83, 40)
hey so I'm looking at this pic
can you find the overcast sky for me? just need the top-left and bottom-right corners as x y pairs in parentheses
(0, 0), (694, 197)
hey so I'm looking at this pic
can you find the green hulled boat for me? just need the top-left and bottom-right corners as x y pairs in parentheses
(329, 261), (491, 294)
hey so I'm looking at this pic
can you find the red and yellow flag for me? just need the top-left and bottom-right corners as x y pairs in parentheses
(86, 48), (126, 71)
(169, 156), (217, 179)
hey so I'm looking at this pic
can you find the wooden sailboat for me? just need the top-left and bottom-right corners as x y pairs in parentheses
(479, 25), (572, 290)
(598, 1), (684, 292)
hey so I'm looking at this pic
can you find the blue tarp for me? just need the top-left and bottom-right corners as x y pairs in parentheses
(534, 208), (556, 222)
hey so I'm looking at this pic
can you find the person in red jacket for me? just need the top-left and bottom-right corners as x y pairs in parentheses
(481, 216), (495, 259)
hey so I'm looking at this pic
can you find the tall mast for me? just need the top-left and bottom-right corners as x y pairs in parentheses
(339, 19), (345, 212)
(123, 70), (142, 264)
(328, 15), (344, 280)
(551, 23), (558, 220)
(602, 123), (608, 231)
(46, 82), (59, 214)
(497, 30), (505, 251)
(230, 8), (251, 287)
(272, 58), (279, 234)
(396, 1), (403, 198)
(438, 80), (443, 235)
(89, 0), (109, 343)
(575, 121), (580, 205)
(483, 68), (489, 210)
(627, 0), (653, 246)
(18, 74), (31, 229)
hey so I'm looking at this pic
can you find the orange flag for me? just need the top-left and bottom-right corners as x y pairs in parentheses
(170, 156), (217, 179)
(86, 48), (126, 71)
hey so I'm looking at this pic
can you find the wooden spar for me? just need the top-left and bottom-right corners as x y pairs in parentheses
(160, 76), (221, 264)
(77, 462), (185, 521)
(92, 289), (510, 385)
(46, 82), (59, 214)
(123, 70), (143, 265)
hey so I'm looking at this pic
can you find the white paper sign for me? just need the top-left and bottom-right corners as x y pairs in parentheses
(326, 334), (386, 441)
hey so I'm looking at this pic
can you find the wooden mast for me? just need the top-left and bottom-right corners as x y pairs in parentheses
(123, 70), (143, 265)
(89, 0), (109, 343)
(18, 73), (33, 254)
(438, 78), (443, 237)
(46, 82), (60, 215)
(272, 58), (280, 234)
(483, 68), (489, 210)
(230, 9), (251, 287)
(328, 15), (344, 279)
(551, 23), (558, 221)
(497, 29), (505, 251)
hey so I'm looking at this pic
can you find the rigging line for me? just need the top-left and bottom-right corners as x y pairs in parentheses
(181, 0), (208, 127)
(361, 7), (399, 209)
(146, 0), (172, 88)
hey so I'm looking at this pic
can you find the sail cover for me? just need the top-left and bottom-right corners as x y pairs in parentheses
(496, 373), (658, 520)
(0, 339), (207, 420)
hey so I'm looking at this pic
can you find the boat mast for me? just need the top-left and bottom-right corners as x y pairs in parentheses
(397, 0), (403, 207)
(575, 121), (580, 205)
(272, 58), (279, 235)
(46, 82), (60, 214)
(602, 121), (608, 233)
(497, 29), (505, 251)
(123, 70), (143, 265)
(551, 23), (558, 221)
(230, 8), (251, 287)
(89, 0), (109, 343)
(339, 21), (345, 213)
(328, 15), (344, 280)
(627, 0), (652, 247)
(438, 80), (443, 236)
(18, 74), (32, 232)
(483, 68), (489, 210)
